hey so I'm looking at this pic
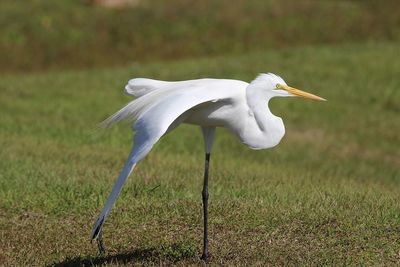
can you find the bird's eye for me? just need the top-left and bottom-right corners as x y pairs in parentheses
(276, 84), (282, 89)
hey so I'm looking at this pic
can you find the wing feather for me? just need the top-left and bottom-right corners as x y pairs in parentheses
(92, 79), (235, 238)
(101, 84), (227, 161)
(131, 86), (224, 161)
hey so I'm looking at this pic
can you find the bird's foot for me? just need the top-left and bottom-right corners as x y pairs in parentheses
(96, 231), (106, 254)
(200, 252), (211, 262)
(91, 216), (106, 254)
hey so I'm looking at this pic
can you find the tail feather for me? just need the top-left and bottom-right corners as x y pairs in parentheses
(100, 85), (186, 128)
(99, 100), (141, 128)
(124, 78), (170, 97)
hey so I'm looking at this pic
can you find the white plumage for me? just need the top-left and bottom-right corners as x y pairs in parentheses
(91, 73), (325, 259)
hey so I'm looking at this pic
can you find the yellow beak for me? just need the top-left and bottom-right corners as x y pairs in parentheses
(278, 84), (326, 101)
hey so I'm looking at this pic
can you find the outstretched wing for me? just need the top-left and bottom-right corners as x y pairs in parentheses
(92, 84), (228, 240)
(130, 85), (225, 162)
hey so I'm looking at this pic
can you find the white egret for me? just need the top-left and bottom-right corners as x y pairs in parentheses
(91, 73), (325, 260)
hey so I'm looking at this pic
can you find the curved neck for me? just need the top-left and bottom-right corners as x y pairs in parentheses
(241, 84), (285, 149)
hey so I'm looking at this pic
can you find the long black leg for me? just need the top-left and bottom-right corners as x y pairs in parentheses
(201, 152), (211, 261)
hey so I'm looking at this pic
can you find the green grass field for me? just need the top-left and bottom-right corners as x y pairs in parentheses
(1, 42), (399, 265)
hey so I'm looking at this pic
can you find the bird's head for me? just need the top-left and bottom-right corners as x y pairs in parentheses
(251, 73), (326, 101)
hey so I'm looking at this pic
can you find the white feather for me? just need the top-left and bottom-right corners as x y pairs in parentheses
(91, 73), (325, 243)
(124, 78), (171, 97)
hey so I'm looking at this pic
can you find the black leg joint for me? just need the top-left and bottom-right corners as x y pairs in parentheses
(202, 189), (209, 200)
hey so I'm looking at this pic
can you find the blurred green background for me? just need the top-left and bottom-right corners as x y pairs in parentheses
(1, 0), (399, 72)
(1, 0), (400, 266)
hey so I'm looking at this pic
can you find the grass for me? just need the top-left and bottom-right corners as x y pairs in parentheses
(0, 42), (400, 265)
(1, 0), (400, 72)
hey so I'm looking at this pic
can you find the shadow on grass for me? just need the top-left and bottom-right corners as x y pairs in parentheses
(48, 243), (198, 266)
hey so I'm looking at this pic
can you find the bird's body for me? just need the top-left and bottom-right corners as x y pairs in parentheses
(92, 73), (325, 260)
(180, 79), (285, 149)
(127, 78), (250, 130)
(103, 75), (287, 150)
